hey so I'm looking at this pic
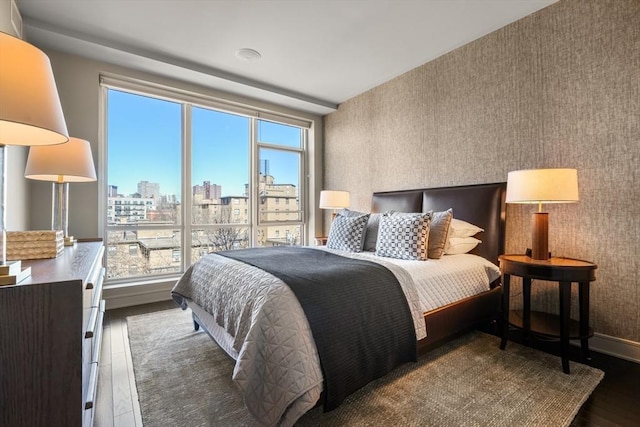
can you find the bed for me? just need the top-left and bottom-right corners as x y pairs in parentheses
(171, 182), (506, 426)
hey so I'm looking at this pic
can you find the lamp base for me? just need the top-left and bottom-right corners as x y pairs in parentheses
(531, 212), (550, 260)
(0, 261), (32, 286)
(64, 236), (76, 246)
(526, 248), (551, 259)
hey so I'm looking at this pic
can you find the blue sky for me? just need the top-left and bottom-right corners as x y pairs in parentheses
(107, 89), (301, 200)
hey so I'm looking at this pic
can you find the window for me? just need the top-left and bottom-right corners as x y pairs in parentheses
(102, 79), (310, 282)
(256, 120), (304, 247)
(104, 89), (181, 280)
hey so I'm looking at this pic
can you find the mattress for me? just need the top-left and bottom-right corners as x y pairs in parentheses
(331, 249), (501, 312)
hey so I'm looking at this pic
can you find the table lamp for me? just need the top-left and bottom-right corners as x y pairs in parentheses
(319, 190), (350, 221)
(0, 32), (69, 284)
(506, 168), (579, 260)
(25, 137), (97, 246)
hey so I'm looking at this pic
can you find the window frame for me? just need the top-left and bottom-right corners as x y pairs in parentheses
(100, 76), (312, 284)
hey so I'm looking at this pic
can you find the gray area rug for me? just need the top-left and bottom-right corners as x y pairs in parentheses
(127, 308), (603, 426)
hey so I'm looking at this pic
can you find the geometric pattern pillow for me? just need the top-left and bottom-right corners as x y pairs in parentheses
(336, 208), (363, 218)
(326, 212), (370, 252)
(427, 208), (453, 259)
(375, 211), (432, 260)
(335, 209), (393, 252)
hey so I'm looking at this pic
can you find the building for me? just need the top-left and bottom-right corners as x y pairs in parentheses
(137, 181), (161, 200)
(107, 195), (155, 224)
(106, 173), (300, 275)
(193, 181), (222, 203)
(107, 184), (118, 197)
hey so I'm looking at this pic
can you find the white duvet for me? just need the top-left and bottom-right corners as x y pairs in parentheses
(172, 248), (500, 426)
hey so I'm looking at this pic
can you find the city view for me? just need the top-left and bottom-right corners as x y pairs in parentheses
(106, 172), (301, 280)
(105, 87), (305, 281)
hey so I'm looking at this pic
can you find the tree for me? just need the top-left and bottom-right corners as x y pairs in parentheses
(191, 207), (249, 260)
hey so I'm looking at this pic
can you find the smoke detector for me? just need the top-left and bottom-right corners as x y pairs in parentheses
(235, 48), (261, 62)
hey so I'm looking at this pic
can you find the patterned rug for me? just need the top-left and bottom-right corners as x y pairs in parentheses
(127, 308), (603, 426)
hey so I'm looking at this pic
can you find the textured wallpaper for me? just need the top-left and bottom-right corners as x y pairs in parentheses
(324, 0), (639, 342)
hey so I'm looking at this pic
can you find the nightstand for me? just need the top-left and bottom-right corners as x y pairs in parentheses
(498, 254), (597, 374)
(314, 236), (328, 246)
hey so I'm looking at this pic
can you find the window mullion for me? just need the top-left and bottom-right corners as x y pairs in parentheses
(98, 84), (108, 239)
(250, 117), (259, 246)
(302, 128), (308, 244)
(183, 104), (192, 272)
(257, 141), (304, 153)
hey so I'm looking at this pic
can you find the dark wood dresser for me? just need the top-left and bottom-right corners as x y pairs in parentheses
(0, 241), (105, 427)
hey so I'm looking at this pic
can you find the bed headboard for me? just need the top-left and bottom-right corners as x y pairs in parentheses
(371, 182), (506, 265)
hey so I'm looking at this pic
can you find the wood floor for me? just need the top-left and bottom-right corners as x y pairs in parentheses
(94, 300), (177, 427)
(95, 301), (640, 427)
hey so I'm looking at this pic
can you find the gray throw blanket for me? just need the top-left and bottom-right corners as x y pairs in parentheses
(218, 246), (417, 411)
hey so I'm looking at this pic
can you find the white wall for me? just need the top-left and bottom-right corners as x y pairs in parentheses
(2, 0), (29, 231)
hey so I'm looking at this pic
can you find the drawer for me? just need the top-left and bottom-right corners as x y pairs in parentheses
(83, 289), (93, 330)
(85, 305), (100, 339)
(83, 403), (95, 427)
(84, 361), (99, 410)
(92, 300), (105, 364)
(82, 340), (93, 409)
(86, 245), (106, 292)
(83, 267), (104, 334)
(90, 268), (105, 308)
(83, 301), (104, 419)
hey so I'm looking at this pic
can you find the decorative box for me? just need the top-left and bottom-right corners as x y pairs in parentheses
(6, 230), (65, 260)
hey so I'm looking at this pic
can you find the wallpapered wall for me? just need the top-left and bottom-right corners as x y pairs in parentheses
(324, 0), (639, 342)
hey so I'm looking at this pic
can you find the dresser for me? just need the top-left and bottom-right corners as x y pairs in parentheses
(0, 241), (105, 427)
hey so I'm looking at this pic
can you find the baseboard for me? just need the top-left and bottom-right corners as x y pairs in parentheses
(104, 278), (177, 310)
(582, 332), (640, 364)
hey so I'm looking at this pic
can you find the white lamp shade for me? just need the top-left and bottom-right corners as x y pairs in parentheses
(319, 190), (350, 209)
(0, 32), (69, 146)
(25, 137), (97, 182)
(506, 168), (579, 204)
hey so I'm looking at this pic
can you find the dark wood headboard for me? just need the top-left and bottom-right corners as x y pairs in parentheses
(371, 182), (507, 265)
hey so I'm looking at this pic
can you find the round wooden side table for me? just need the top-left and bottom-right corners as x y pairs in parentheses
(499, 254), (597, 374)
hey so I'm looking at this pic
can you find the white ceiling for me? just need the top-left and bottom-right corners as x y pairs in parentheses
(18, 0), (558, 115)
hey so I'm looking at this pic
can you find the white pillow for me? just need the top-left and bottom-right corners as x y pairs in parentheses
(444, 237), (482, 255)
(448, 218), (484, 238)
